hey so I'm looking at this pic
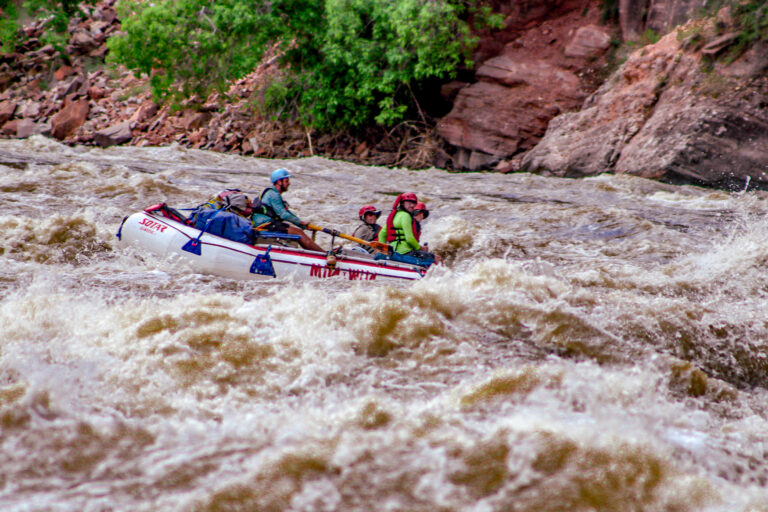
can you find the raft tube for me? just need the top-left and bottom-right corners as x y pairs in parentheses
(117, 210), (427, 282)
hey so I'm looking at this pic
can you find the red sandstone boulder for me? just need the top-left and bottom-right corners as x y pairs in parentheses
(51, 99), (90, 140)
(188, 128), (206, 147)
(68, 31), (98, 54)
(129, 101), (158, 124)
(1, 120), (19, 136)
(15, 119), (42, 138)
(435, 1), (608, 170)
(20, 101), (41, 118)
(564, 25), (611, 58)
(88, 86), (107, 100)
(0, 100), (17, 125)
(437, 55), (586, 167)
(181, 111), (211, 131)
(54, 65), (75, 81)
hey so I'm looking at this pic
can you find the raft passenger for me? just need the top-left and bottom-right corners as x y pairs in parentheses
(251, 168), (324, 252)
(352, 205), (382, 253)
(378, 193), (439, 266)
(412, 201), (428, 245)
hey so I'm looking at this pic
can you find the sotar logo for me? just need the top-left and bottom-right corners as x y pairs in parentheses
(309, 265), (376, 280)
(138, 218), (167, 233)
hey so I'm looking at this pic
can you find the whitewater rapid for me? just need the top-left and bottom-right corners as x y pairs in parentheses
(1, 136), (768, 511)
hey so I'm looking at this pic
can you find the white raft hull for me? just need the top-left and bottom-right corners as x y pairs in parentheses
(117, 211), (426, 282)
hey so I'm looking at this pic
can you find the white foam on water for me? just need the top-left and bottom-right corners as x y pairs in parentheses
(1, 139), (768, 510)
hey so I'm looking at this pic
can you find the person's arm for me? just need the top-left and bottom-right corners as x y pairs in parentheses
(396, 211), (420, 251)
(264, 189), (303, 227)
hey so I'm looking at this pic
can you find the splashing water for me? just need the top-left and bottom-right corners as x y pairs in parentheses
(2, 137), (768, 511)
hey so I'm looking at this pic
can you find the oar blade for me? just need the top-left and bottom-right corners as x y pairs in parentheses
(368, 241), (391, 253)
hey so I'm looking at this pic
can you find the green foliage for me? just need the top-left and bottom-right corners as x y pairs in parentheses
(108, 0), (277, 103)
(109, 0), (502, 131)
(40, 29), (68, 55)
(640, 28), (660, 45)
(1, 0), (93, 54)
(23, 0), (94, 32)
(730, 0), (768, 58)
(601, 0), (618, 23)
(270, 0), (490, 129)
(677, 0), (768, 61)
(0, 1), (20, 53)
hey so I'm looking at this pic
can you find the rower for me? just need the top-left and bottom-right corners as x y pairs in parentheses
(251, 168), (324, 252)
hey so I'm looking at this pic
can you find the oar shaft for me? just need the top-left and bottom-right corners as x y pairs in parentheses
(306, 223), (390, 253)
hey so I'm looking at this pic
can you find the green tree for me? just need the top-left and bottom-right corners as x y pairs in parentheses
(108, 0), (502, 131)
(0, 0), (20, 53)
(109, 0), (275, 102)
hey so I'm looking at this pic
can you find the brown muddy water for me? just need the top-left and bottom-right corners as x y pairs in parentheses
(1, 136), (768, 511)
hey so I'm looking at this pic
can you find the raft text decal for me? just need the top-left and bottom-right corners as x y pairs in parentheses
(309, 265), (377, 280)
(138, 218), (167, 234)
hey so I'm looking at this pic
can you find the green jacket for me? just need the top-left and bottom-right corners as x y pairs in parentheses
(379, 210), (420, 254)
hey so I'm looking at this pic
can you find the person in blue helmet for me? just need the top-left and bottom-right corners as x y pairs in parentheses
(251, 168), (324, 252)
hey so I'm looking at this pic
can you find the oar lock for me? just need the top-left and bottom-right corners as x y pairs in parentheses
(326, 252), (338, 271)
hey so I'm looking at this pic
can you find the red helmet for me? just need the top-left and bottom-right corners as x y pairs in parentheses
(359, 205), (381, 220)
(413, 202), (429, 219)
(400, 192), (418, 203)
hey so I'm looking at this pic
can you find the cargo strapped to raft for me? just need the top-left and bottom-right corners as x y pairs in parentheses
(144, 203), (192, 225)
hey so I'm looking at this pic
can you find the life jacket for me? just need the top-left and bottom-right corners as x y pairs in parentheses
(252, 187), (281, 220)
(384, 194), (419, 245)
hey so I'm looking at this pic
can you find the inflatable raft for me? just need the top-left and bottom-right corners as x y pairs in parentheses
(116, 207), (427, 282)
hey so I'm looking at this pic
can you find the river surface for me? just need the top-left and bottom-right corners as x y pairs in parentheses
(2, 136), (768, 511)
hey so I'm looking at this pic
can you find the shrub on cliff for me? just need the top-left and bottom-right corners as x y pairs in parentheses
(107, 0), (501, 131)
(25, 0), (90, 31)
(730, 0), (768, 58)
(0, 0), (20, 53)
(1, 0), (97, 53)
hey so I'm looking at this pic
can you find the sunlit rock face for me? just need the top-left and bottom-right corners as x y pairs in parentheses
(437, 0), (768, 186)
(436, 0), (612, 171)
(521, 18), (768, 190)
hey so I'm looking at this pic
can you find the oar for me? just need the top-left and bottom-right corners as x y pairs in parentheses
(305, 223), (391, 254)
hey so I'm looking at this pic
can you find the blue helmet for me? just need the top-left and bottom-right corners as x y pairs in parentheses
(270, 168), (291, 184)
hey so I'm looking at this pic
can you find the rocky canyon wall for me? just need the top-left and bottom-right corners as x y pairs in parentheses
(437, 0), (768, 189)
(521, 13), (768, 189)
(437, 0), (614, 171)
(2, 0), (767, 189)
